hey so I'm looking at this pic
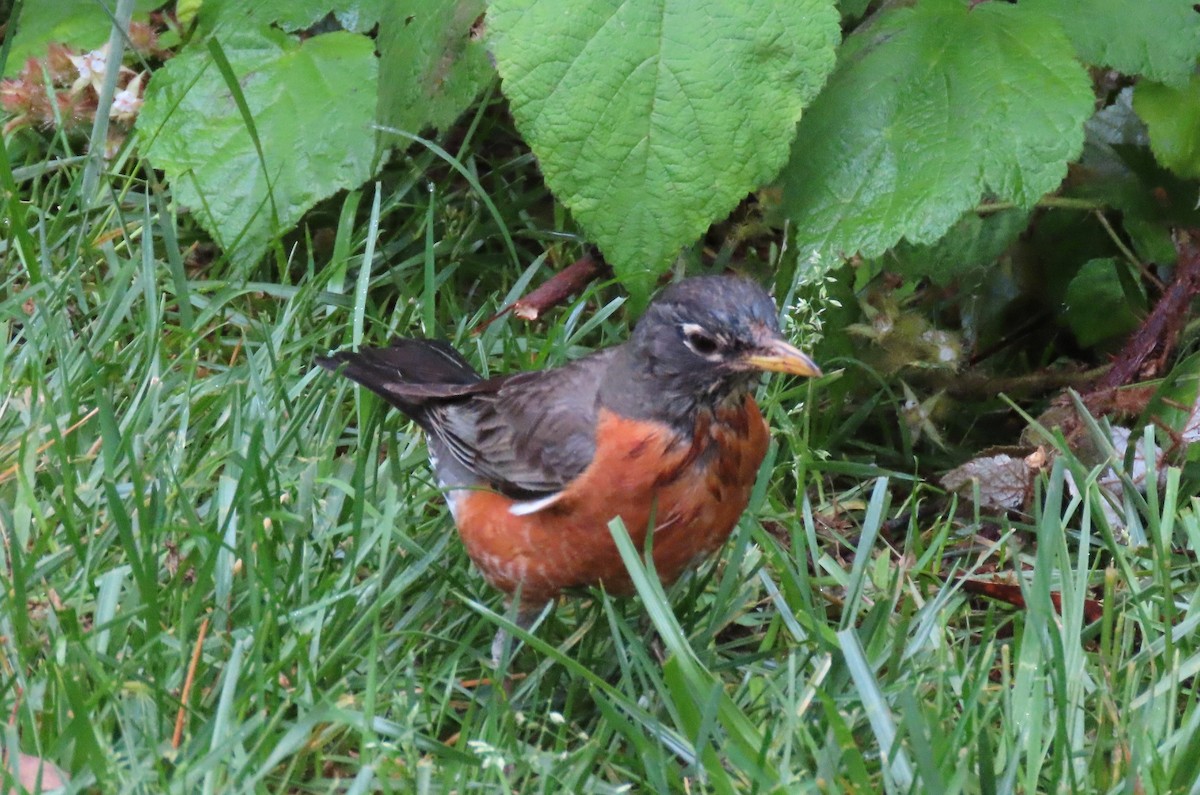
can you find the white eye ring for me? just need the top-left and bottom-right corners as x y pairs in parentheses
(681, 323), (721, 358)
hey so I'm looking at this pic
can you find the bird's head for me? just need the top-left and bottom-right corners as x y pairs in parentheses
(626, 275), (821, 400)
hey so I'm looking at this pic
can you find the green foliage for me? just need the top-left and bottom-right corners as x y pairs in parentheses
(376, 0), (492, 137)
(1063, 257), (1141, 347)
(783, 0), (1093, 262)
(195, 0), (385, 34)
(9, 0), (1200, 295)
(836, 0), (873, 22)
(1135, 77), (1200, 180)
(2, 0), (162, 75)
(885, 209), (1028, 286)
(488, 0), (840, 294)
(1077, 86), (1199, 248)
(137, 29), (379, 267)
(1027, 0), (1200, 87)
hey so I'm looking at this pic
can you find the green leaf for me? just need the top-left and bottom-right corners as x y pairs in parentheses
(489, 0), (840, 295)
(136, 30), (378, 265)
(886, 209), (1028, 286)
(1134, 77), (1200, 180)
(1076, 87), (1200, 231)
(4, 0), (162, 76)
(196, 0), (385, 35)
(838, 0), (873, 22)
(1063, 257), (1140, 347)
(783, 0), (1092, 264)
(1025, 0), (1200, 87)
(376, 0), (492, 136)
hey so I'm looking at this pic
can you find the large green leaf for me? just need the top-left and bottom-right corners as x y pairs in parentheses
(489, 0), (840, 294)
(196, 0), (385, 35)
(1064, 257), (1141, 347)
(376, 0), (492, 137)
(1134, 77), (1200, 180)
(1025, 0), (1200, 87)
(137, 30), (378, 265)
(783, 0), (1092, 264)
(4, 0), (163, 76)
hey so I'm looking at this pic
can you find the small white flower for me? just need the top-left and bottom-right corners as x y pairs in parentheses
(69, 43), (137, 99)
(110, 71), (146, 122)
(548, 711), (565, 725)
(69, 46), (109, 93)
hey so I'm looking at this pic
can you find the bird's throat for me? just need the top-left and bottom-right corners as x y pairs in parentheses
(598, 345), (755, 434)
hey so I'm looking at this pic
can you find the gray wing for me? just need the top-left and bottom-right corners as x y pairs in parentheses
(428, 349), (617, 499)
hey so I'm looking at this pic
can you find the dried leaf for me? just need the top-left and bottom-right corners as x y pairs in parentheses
(941, 450), (1043, 510)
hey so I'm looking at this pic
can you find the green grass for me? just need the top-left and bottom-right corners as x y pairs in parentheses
(4, 118), (1200, 795)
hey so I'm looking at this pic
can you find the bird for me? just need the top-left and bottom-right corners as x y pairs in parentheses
(318, 274), (821, 661)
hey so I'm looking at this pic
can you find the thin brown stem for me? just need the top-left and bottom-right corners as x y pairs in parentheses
(172, 617), (210, 750)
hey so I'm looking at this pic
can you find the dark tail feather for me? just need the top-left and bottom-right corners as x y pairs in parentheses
(317, 338), (483, 414)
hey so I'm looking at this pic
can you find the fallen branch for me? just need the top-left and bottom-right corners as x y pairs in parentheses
(513, 251), (609, 321)
(1092, 229), (1200, 393)
(959, 578), (1104, 624)
(472, 250), (609, 333)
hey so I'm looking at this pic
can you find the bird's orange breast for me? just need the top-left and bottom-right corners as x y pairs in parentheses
(452, 396), (770, 604)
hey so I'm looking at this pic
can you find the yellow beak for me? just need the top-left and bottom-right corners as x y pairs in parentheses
(742, 337), (822, 377)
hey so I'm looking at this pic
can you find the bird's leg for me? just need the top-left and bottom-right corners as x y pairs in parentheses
(490, 601), (551, 668)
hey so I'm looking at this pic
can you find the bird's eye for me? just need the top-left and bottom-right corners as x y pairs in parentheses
(682, 324), (720, 356)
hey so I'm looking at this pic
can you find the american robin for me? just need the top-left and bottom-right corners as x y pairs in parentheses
(319, 274), (820, 656)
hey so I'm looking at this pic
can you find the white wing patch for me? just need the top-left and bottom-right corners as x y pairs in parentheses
(508, 492), (564, 516)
